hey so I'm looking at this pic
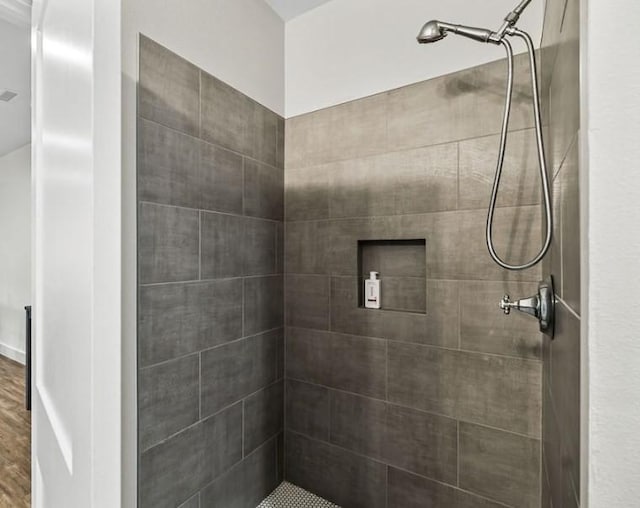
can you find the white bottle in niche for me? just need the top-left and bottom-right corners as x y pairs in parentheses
(364, 271), (381, 309)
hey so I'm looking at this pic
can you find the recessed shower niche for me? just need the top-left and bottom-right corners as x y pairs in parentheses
(358, 239), (427, 314)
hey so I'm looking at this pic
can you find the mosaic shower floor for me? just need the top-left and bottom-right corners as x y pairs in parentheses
(257, 482), (339, 508)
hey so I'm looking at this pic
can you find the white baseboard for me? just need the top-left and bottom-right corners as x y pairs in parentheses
(0, 342), (26, 364)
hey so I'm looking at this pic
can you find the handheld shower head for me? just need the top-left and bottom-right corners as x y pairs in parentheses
(417, 20), (496, 44)
(417, 20), (447, 43)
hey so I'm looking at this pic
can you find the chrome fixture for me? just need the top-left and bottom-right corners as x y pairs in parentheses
(417, 0), (553, 271)
(417, 21), (493, 44)
(500, 276), (556, 337)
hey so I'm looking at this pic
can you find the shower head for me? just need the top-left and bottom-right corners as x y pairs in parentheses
(417, 20), (496, 44)
(416, 20), (448, 43)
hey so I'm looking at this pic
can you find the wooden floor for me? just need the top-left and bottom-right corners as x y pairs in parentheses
(0, 355), (30, 508)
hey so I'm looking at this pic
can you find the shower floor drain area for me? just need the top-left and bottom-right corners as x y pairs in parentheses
(257, 482), (340, 508)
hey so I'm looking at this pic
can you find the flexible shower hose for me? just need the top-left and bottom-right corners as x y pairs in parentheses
(486, 28), (553, 270)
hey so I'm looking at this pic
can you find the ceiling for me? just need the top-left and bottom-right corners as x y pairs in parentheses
(0, 15), (30, 157)
(264, 0), (333, 21)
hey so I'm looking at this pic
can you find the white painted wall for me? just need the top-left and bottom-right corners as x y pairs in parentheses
(121, 2), (285, 505)
(583, 0), (640, 505)
(122, 0), (284, 115)
(0, 18), (31, 157)
(285, 0), (544, 117)
(0, 143), (31, 364)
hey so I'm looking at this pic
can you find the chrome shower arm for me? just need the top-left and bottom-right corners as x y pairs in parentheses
(513, 0), (534, 16)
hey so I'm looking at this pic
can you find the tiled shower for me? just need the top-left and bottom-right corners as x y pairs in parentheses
(136, 1), (580, 506)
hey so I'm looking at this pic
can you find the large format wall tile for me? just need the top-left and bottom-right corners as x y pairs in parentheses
(329, 391), (458, 483)
(138, 37), (284, 508)
(286, 94), (388, 170)
(200, 72), (253, 156)
(139, 36), (200, 136)
(243, 218), (277, 276)
(459, 422), (540, 508)
(200, 438), (279, 508)
(138, 203), (200, 283)
(328, 143), (458, 218)
(388, 467), (505, 508)
(285, 379), (330, 441)
(285, 220), (330, 274)
(200, 330), (281, 417)
(138, 119), (201, 209)
(550, 302), (581, 494)
(244, 381), (284, 455)
(286, 328), (386, 399)
(139, 279), (243, 367)
(285, 165), (331, 220)
(139, 403), (243, 508)
(201, 72), (278, 167)
(548, 0), (580, 174)
(458, 128), (541, 210)
(560, 140), (580, 314)
(387, 55), (534, 153)
(244, 159), (284, 221)
(388, 342), (541, 437)
(426, 207), (543, 282)
(285, 275), (330, 330)
(139, 354), (200, 451)
(200, 212), (245, 279)
(460, 280), (542, 359)
(542, 1), (582, 506)
(177, 493), (200, 508)
(199, 141), (244, 215)
(285, 432), (387, 508)
(244, 276), (284, 335)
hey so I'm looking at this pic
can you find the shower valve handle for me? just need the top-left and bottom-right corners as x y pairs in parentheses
(498, 277), (556, 337)
(500, 294), (539, 317)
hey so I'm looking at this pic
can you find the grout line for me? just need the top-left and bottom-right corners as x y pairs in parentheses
(284, 125), (540, 172)
(287, 378), (541, 441)
(198, 70), (202, 138)
(242, 156), (246, 216)
(140, 272), (284, 289)
(241, 399), (245, 458)
(143, 377), (284, 456)
(456, 420), (460, 487)
(199, 435), (281, 497)
(140, 400), (243, 455)
(385, 339), (389, 402)
(139, 199), (283, 224)
(456, 141), (461, 211)
(552, 130), (579, 182)
(241, 278), (246, 339)
(140, 326), (283, 371)
(457, 279), (461, 350)
(138, 116), (282, 170)
(557, 296), (581, 321)
(285, 325), (542, 364)
(283, 203), (544, 224)
(385, 464), (389, 508)
(327, 276), (332, 331)
(327, 389), (332, 443)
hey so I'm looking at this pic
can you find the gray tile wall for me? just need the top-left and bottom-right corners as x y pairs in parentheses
(540, 0), (582, 507)
(137, 36), (284, 508)
(284, 54), (545, 508)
